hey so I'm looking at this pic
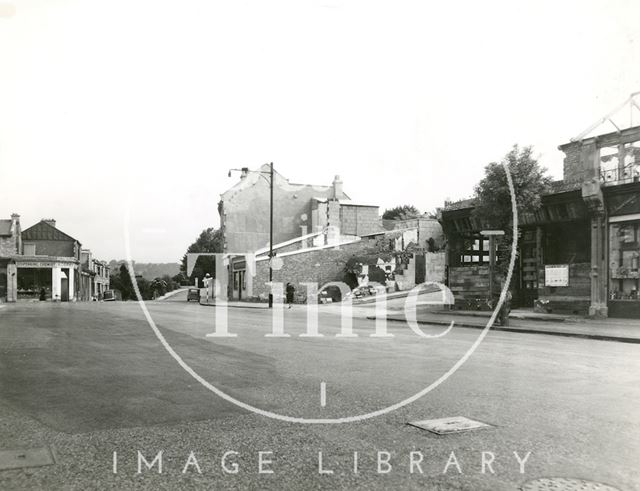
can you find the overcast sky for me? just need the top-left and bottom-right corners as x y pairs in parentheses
(1, 0), (639, 262)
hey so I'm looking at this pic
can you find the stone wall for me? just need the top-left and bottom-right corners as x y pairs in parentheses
(384, 217), (444, 250)
(536, 262), (591, 315)
(0, 236), (17, 256)
(560, 141), (584, 184)
(249, 240), (370, 300)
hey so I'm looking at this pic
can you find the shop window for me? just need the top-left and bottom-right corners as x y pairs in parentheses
(609, 221), (640, 301)
(459, 236), (492, 265)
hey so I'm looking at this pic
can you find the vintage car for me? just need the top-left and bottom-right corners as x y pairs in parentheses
(103, 289), (117, 301)
(344, 283), (386, 302)
(187, 288), (201, 302)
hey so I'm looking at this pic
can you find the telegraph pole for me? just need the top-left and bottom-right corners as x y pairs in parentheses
(227, 163), (275, 308)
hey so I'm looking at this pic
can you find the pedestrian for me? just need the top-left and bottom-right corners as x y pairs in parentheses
(286, 282), (295, 309)
(494, 289), (512, 326)
(39, 287), (46, 301)
(203, 273), (213, 304)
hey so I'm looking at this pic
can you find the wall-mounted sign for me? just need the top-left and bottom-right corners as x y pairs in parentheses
(545, 264), (569, 287)
(270, 256), (283, 271)
(16, 261), (74, 269)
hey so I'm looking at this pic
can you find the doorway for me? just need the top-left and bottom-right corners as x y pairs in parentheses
(60, 269), (69, 302)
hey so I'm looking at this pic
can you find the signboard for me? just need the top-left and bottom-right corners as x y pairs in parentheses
(16, 261), (75, 269)
(545, 264), (569, 287)
(270, 256), (283, 271)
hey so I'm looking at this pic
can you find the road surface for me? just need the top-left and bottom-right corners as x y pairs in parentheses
(0, 299), (638, 490)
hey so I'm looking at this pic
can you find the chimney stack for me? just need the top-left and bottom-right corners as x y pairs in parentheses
(332, 175), (343, 200)
(42, 219), (56, 228)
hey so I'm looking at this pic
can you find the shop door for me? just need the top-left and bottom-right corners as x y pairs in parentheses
(60, 278), (69, 301)
(517, 232), (539, 308)
(238, 271), (245, 300)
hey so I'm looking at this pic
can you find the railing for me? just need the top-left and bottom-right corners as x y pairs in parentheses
(600, 163), (640, 186)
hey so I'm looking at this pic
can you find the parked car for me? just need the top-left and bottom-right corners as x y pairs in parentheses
(187, 288), (200, 302)
(344, 282), (386, 302)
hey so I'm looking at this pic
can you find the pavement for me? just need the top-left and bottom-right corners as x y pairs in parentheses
(368, 308), (640, 344)
(0, 299), (638, 489)
(162, 289), (640, 344)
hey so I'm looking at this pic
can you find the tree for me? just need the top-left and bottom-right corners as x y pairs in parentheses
(382, 205), (421, 221)
(180, 228), (224, 283)
(472, 145), (552, 273)
(150, 277), (168, 298)
(109, 263), (134, 300)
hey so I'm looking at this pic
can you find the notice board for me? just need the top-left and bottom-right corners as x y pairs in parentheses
(545, 264), (569, 287)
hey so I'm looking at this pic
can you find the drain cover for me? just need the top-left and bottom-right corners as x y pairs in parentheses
(408, 416), (491, 435)
(520, 478), (620, 491)
(0, 448), (55, 471)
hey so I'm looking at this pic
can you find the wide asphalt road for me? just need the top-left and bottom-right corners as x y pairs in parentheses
(0, 299), (638, 490)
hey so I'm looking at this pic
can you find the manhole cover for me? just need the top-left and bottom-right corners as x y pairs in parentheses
(408, 416), (492, 435)
(0, 448), (55, 471)
(520, 478), (620, 491)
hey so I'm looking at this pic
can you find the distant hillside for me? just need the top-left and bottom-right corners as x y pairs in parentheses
(108, 260), (180, 280)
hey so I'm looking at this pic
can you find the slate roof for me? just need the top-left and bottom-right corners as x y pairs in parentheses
(0, 219), (12, 236)
(443, 198), (476, 211)
(22, 220), (79, 243)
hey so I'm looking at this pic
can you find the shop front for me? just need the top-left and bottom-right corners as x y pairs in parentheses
(15, 257), (78, 302)
(608, 216), (640, 318)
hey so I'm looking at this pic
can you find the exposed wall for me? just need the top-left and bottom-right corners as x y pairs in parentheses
(340, 205), (381, 236)
(385, 217), (444, 250)
(560, 141), (586, 184)
(220, 170), (345, 253)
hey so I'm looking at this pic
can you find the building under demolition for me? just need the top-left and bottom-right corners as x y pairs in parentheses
(441, 97), (640, 319)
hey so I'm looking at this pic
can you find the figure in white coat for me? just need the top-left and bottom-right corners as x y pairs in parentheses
(203, 273), (213, 303)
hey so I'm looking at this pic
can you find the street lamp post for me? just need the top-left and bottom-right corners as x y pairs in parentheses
(268, 162), (274, 308)
(480, 229), (505, 305)
(228, 163), (275, 308)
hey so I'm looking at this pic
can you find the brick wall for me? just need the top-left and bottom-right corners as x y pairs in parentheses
(536, 262), (591, 315)
(340, 205), (381, 236)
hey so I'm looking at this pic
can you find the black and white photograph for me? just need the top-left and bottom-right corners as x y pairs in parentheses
(0, 1), (639, 489)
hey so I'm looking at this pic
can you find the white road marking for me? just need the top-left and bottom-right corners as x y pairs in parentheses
(320, 382), (326, 407)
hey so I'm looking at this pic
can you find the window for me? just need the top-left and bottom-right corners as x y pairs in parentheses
(24, 243), (36, 256)
(459, 236), (492, 265)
